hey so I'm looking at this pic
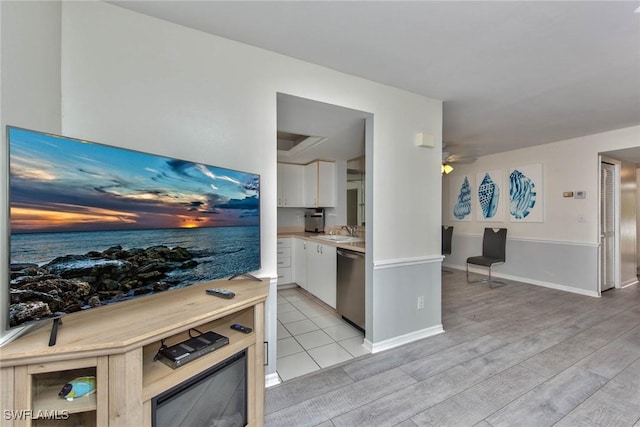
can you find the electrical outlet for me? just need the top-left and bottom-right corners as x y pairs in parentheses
(417, 296), (425, 310)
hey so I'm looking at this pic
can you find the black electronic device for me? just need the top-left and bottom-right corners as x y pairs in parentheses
(157, 331), (229, 369)
(230, 324), (252, 334)
(206, 288), (235, 299)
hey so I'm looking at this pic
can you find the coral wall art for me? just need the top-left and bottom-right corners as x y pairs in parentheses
(476, 170), (504, 222)
(509, 163), (543, 222)
(450, 175), (473, 222)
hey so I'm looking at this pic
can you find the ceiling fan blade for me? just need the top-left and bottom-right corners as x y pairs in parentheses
(446, 154), (476, 164)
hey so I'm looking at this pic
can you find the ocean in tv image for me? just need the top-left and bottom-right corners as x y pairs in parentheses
(8, 127), (260, 328)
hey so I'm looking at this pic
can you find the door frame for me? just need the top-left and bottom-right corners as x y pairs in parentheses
(598, 156), (621, 294)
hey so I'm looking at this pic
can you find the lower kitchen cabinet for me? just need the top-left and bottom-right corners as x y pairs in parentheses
(292, 237), (308, 290)
(277, 238), (292, 285)
(306, 241), (337, 308)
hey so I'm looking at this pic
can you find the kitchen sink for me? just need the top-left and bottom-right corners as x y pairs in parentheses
(313, 235), (364, 243)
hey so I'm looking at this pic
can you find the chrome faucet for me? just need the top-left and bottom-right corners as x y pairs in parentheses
(342, 225), (358, 237)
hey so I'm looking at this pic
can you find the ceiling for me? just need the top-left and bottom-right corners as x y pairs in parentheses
(110, 1), (640, 161)
(276, 94), (369, 164)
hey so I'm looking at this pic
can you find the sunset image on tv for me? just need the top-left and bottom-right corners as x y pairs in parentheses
(8, 126), (260, 327)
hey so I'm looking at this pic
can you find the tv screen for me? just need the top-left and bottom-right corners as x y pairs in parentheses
(7, 126), (260, 328)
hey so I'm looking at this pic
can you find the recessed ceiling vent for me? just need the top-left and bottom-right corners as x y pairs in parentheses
(277, 131), (307, 151)
(277, 131), (328, 159)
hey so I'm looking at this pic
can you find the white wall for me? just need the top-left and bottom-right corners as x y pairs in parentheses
(0, 0), (61, 343)
(443, 126), (640, 296)
(1, 1), (443, 372)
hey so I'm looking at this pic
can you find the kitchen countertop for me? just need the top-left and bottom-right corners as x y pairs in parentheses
(278, 232), (365, 253)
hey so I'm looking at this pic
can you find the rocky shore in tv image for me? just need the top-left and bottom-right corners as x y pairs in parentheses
(9, 226), (259, 327)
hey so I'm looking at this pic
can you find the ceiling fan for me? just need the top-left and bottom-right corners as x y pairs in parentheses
(442, 142), (476, 174)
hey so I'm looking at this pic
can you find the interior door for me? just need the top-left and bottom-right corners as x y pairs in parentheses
(600, 161), (616, 292)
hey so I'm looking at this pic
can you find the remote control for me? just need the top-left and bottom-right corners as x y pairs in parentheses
(206, 288), (235, 299)
(230, 324), (252, 334)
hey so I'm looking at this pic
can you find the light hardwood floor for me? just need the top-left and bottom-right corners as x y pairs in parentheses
(265, 270), (640, 426)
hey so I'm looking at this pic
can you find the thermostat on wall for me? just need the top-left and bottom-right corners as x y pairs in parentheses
(574, 191), (586, 199)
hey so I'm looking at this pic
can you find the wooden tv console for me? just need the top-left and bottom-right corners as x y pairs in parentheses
(0, 278), (269, 427)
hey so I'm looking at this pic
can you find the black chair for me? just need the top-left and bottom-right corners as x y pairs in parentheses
(442, 226), (454, 274)
(466, 228), (507, 287)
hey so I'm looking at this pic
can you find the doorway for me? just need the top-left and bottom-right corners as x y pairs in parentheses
(275, 93), (373, 382)
(599, 159), (618, 292)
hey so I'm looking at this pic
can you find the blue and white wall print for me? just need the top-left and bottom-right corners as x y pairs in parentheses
(509, 163), (543, 222)
(450, 175), (473, 222)
(476, 169), (504, 222)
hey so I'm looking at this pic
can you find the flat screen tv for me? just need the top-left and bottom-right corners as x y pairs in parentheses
(7, 126), (260, 329)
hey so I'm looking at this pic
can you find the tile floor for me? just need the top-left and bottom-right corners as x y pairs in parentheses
(276, 286), (369, 382)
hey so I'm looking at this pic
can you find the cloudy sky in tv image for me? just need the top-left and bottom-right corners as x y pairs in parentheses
(9, 128), (260, 233)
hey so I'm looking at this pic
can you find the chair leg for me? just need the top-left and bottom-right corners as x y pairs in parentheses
(468, 264), (507, 287)
(487, 267), (507, 288)
(467, 263), (487, 284)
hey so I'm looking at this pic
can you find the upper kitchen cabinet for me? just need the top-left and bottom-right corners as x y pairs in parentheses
(277, 163), (304, 207)
(304, 161), (336, 208)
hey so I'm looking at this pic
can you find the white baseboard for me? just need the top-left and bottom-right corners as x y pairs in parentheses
(445, 264), (600, 298)
(620, 278), (639, 289)
(363, 324), (444, 354)
(265, 372), (281, 388)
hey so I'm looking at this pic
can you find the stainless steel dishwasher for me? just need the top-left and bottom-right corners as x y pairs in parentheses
(336, 248), (365, 332)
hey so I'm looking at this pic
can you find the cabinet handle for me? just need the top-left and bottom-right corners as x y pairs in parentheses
(303, 242), (307, 249)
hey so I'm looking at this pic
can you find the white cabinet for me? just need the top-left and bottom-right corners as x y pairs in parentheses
(306, 241), (337, 308)
(304, 161), (336, 208)
(277, 163), (304, 207)
(277, 238), (292, 285)
(292, 237), (308, 290)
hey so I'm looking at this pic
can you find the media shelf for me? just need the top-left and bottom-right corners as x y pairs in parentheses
(141, 307), (256, 401)
(0, 279), (268, 427)
(32, 367), (97, 415)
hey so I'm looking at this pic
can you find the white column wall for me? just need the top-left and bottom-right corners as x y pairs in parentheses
(55, 2), (443, 370)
